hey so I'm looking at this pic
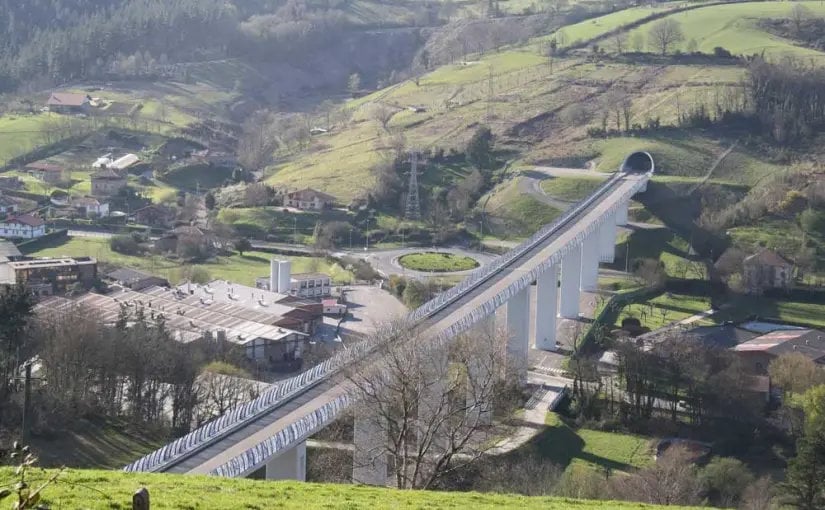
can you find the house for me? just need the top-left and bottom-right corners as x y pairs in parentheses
(105, 268), (169, 291)
(71, 197), (109, 218)
(742, 249), (794, 294)
(109, 154), (140, 171)
(0, 193), (18, 215)
(0, 215), (46, 239)
(90, 168), (127, 196)
(322, 298), (347, 316)
(733, 328), (825, 374)
(254, 259), (333, 298)
(132, 205), (174, 227)
(25, 162), (64, 183)
(154, 225), (216, 256)
(46, 92), (91, 114)
(0, 257), (97, 297)
(286, 188), (336, 210)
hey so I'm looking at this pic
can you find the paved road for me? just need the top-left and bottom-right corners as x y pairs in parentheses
(157, 173), (646, 476)
(355, 246), (497, 279)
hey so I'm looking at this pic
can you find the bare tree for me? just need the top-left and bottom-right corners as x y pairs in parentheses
(613, 31), (628, 54)
(237, 109), (278, 170)
(791, 4), (812, 35)
(648, 19), (685, 55)
(370, 103), (396, 132)
(740, 476), (775, 510)
(611, 445), (703, 506)
(196, 362), (261, 424)
(347, 320), (516, 489)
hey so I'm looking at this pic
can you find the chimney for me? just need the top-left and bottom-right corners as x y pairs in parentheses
(277, 260), (291, 294)
(270, 258), (279, 292)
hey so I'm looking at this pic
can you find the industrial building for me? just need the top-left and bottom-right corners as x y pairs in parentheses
(255, 259), (332, 298)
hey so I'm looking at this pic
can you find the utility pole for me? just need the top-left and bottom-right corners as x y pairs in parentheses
(405, 150), (421, 221)
(486, 65), (494, 123)
(21, 363), (31, 441)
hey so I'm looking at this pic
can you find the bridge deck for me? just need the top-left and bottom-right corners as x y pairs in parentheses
(166, 173), (646, 475)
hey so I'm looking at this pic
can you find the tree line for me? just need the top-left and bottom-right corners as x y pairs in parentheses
(0, 285), (260, 440)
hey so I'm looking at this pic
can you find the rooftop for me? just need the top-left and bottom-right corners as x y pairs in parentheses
(734, 328), (825, 361)
(47, 92), (89, 107)
(36, 287), (306, 345)
(288, 188), (336, 202)
(8, 257), (96, 270)
(25, 162), (63, 173)
(106, 268), (167, 285)
(2, 214), (45, 227)
(175, 280), (292, 315)
(744, 249), (793, 267)
(685, 324), (759, 349)
(91, 168), (125, 180)
(0, 241), (22, 262)
(291, 272), (331, 281)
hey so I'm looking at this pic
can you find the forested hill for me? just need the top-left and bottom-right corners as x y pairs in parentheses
(0, 0), (435, 93)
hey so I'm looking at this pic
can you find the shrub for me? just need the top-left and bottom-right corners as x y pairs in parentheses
(109, 234), (142, 255)
(713, 46), (733, 58)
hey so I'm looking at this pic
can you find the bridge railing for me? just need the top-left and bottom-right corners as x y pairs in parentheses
(409, 171), (623, 323)
(125, 170), (629, 474)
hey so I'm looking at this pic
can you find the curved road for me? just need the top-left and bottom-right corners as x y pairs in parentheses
(519, 166), (608, 210)
(346, 246), (497, 279)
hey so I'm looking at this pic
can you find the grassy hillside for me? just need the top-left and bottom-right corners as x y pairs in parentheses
(627, 1), (825, 59)
(29, 237), (354, 285)
(5, 468), (708, 509)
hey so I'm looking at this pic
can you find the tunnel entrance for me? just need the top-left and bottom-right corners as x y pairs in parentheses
(621, 151), (655, 173)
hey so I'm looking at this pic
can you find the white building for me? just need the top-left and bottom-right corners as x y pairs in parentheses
(72, 197), (110, 218)
(0, 215), (46, 239)
(255, 259), (332, 298)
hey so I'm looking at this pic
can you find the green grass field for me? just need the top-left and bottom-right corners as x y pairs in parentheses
(0, 114), (92, 166)
(535, 412), (654, 473)
(29, 237), (354, 285)
(540, 175), (606, 201)
(483, 178), (562, 238)
(616, 292), (712, 329)
(627, 1), (825, 59)
(398, 252), (480, 272)
(548, 3), (681, 46)
(0, 467), (705, 510)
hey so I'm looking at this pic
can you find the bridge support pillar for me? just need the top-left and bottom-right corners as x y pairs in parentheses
(580, 231), (600, 291)
(599, 213), (617, 263)
(615, 201), (629, 226)
(506, 285), (530, 384)
(265, 440), (306, 481)
(534, 265), (558, 351)
(353, 413), (388, 486)
(559, 244), (582, 319)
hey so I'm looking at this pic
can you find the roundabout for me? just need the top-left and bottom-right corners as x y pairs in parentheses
(397, 251), (480, 273)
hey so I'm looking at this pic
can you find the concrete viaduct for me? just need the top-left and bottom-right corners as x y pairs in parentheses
(124, 152), (654, 483)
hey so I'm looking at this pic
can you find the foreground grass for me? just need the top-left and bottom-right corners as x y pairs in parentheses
(3, 468), (705, 509)
(484, 178), (562, 238)
(398, 252), (479, 272)
(29, 237), (354, 285)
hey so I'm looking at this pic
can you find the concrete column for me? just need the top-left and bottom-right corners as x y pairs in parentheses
(534, 265), (558, 351)
(599, 213), (618, 263)
(580, 231), (600, 291)
(559, 244), (582, 319)
(506, 285), (530, 384)
(615, 201), (629, 226)
(353, 413), (387, 485)
(265, 441), (306, 481)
